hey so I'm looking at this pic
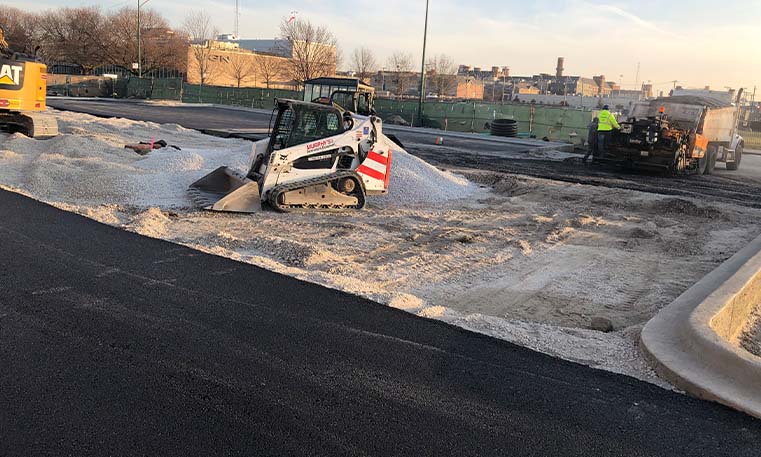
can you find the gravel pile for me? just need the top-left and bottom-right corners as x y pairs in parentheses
(0, 113), (479, 210)
(375, 144), (482, 207)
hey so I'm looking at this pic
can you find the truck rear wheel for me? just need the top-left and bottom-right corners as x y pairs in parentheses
(697, 155), (708, 175)
(704, 147), (717, 175)
(726, 144), (742, 171)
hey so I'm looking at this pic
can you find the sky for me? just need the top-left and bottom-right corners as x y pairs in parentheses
(10, 0), (761, 92)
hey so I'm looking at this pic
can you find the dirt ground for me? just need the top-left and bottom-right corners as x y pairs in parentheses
(3, 110), (761, 385)
(115, 174), (761, 331)
(54, 172), (761, 384)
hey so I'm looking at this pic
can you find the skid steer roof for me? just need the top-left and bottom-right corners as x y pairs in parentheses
(276, 98), (341, 111)
(302, 77), (375, 115)
(303, 77), (374, 94)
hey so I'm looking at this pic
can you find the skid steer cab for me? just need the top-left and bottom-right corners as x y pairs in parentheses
(189, 98), (398, 213)
(303, 77), (375, 116)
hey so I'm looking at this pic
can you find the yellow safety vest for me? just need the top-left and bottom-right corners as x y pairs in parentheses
(598, 110), (620, 131)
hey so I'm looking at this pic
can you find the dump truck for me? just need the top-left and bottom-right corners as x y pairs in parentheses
(603, 91), (744, 174)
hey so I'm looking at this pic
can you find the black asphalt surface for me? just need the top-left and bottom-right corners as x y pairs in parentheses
(47, 98), (540, 154)
(1, 190), (760, 456)
(48, 98), (273, 130)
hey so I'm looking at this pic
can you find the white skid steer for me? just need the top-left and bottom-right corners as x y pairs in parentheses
(189, 98), (400, 212)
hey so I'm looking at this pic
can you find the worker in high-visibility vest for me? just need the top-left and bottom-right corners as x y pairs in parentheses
(597, 105), (620, 158)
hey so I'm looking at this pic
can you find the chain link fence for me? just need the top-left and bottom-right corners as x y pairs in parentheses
(376, 99), (592, 143)
(124, 78), (299, 109)
(739, 130), (761, 150)
(47, 75), (594, 144)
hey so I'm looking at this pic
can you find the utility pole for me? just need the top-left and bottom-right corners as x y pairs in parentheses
(235, 0), (240, 38)
(619, 74), (624, 97)
(634, 62), (640, 91)
(501, 73), (505, 103)
(417, 0), (430, 128)
(137, 0), (141, 78)
(137, 0), (154, 78)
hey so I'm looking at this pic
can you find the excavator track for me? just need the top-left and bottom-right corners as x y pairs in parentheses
(267, 170), (366, 212)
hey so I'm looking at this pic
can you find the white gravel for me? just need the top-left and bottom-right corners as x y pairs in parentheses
(377, 145), (478, 206)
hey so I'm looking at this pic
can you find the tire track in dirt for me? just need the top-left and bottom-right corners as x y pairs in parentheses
(407, 145), (761, 209)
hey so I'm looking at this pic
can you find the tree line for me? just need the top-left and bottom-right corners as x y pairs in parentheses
(350, 47), (459, 97)
(0, 5), (187, 75)
(1, 4), (458, 95)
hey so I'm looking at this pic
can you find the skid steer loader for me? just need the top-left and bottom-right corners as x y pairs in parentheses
(188, 98), (398, 213)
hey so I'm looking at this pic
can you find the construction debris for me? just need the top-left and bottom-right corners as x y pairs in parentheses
(125, 139), (181, 155)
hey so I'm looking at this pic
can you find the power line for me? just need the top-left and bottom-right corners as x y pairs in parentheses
(104, 0), (133, 10)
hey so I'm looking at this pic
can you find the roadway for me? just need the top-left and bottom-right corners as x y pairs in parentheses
(47, 98), (563, 154)
(1, 189), (760, 456)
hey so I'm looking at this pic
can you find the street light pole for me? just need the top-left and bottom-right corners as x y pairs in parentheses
(137, 0), (153, 78)
(137, 0), (141, 78)
(417, 0), (430, 127)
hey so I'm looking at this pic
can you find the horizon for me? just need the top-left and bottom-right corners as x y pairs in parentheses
(8, 0), (761, 92)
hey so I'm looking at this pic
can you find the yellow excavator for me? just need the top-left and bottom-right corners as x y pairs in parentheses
(0, 27), (58, 138)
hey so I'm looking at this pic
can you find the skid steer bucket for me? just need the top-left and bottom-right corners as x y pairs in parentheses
(188, 166), (262, 213)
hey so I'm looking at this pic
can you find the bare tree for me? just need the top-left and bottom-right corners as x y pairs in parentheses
(426, 53), (456, 96)
(36, 7), (110, 73)
(350, 47), (376, 82)
(278, 17), (337, 84)
(106, 7), (187, 76)
(255, 53), (283, 88)
(183, 10), (219, 91)
(387, 52), (414, 97)
(0, 6), (40, 54)
(227, 52), (256, 88)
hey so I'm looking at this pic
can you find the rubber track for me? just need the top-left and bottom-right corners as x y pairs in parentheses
(267, 170), (366, 212)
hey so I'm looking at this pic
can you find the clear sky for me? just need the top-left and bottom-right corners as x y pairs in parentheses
(10, 0), (761, 93)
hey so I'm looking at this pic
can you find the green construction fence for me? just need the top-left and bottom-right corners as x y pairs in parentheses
(374, 99), (592, 143)
(124, 78), (300, 109)
(52, 77), (593, 143)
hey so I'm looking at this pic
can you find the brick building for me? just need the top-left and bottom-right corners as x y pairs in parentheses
(185, 39), (336, 89)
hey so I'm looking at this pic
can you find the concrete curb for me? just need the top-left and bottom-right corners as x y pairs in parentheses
(641, 234), (761, 418)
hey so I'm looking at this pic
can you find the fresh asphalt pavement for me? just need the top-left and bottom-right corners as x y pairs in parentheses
(47, 98), (546, 154)
(48, 98), (274, 131)
(1, 190), (760, 456)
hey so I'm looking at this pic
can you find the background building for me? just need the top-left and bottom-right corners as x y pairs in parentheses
(184, 38), (337, 89)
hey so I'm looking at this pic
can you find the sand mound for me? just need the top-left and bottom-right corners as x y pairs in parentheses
(127, 207), (172, 238)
